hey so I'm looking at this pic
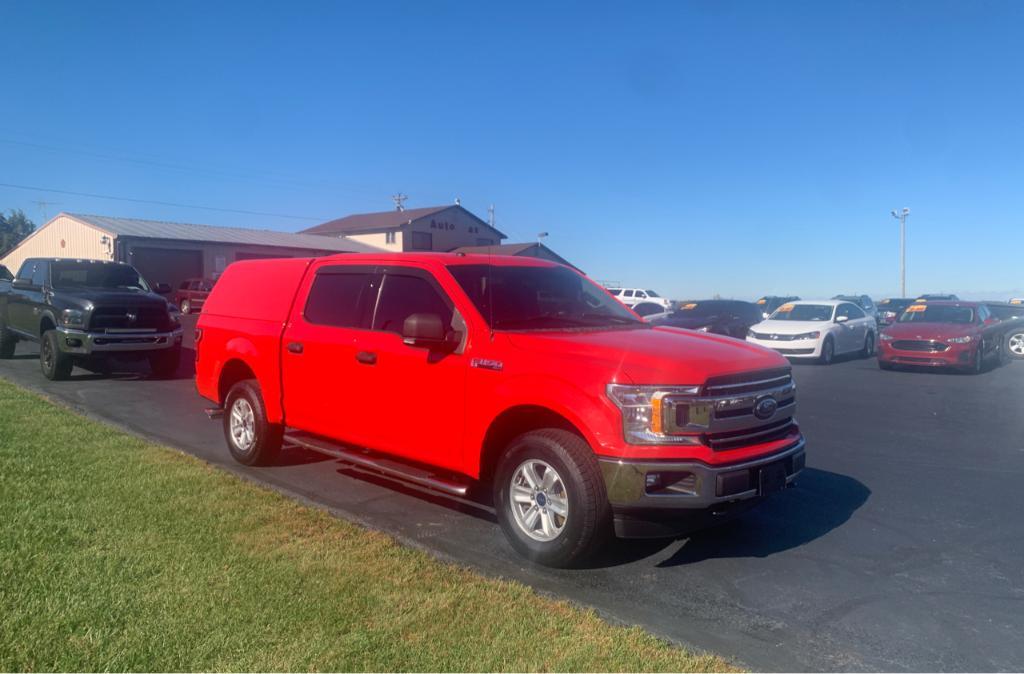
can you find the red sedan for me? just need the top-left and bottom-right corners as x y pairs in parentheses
(172, 277), (216, 314)
(878, 301), (1005, 373)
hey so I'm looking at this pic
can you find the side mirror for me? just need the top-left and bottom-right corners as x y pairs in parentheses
(835, 315), (850, 323)
(154, 283), (172, 294)
(402, 313), (451, 349)
(11, 278), (33, 290)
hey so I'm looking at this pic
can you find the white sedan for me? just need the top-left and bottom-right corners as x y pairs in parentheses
(746, 300), (878, 364)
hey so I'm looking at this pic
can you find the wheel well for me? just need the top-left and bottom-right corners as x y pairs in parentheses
(218, 359), (256, 404)
(39, 316), (56, 336)
(479, 405), (584, 484)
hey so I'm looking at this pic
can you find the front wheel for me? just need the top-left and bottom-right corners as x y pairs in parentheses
(1007, 330), (1024, 360)
(223, 379), (283, 466)
(862, 332), (875, 358)
(493, 429), (611, 568)
(818, 336), (835, 365)
(40, 330), (74, 380)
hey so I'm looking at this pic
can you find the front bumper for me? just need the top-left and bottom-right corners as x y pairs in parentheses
(878, 341), (975, 367)
(598, 438), (806, 538)
(746, 336), (822, 358)
(56, 326), (183, 356)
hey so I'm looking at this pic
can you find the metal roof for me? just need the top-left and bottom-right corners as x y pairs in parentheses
(301, 204), (507, 238)
(67, 213), (380, 253)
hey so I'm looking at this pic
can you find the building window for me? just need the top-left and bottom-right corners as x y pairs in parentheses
(385, 231), (396, 245)
(476, 238), (495, 246)
(411, 231), (433, 250)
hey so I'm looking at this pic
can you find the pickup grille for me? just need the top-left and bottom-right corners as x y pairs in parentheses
(89, 306), (169, 332)
(892, 340), (949, 352)
(705, 418), (799, 451)
(703, 368), (792, 396)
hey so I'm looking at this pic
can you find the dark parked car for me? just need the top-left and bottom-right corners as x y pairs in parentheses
(172, 277), (217, 314)
(876, 297), (916, 326)
(986, 302), (1024, 360)
(632, 301), (671, 317)
(647, 299), (764, 339)
(0, 258), (183, 379)
(832, 294), (877, 318)
(755, 295), (801, 319)
(0, 265), (11, 281)
(916, 293), (959, 301)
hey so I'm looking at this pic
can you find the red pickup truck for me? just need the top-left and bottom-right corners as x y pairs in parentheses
(195, 253), (805, 566)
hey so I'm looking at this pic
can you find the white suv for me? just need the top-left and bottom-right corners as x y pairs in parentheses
(606, 287), (672, 311)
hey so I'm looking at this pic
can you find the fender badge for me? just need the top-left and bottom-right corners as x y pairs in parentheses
(471, 358), (504, 371)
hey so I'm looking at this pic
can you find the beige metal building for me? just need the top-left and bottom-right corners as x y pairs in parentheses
(301, 204), (507, 252)
(0, 213), (379, 292)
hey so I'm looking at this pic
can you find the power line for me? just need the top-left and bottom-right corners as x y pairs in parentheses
(0, 182), (328, 221)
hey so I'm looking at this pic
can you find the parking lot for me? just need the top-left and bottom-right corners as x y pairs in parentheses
(2, 314), (1023, 672)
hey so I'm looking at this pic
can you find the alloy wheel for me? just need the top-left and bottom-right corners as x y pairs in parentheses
(229, 398), (257, 452)
(1009, 332), (1024, 357)
(509, 459), (569, 542)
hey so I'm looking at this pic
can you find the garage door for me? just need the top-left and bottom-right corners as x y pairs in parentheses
(128, 247), (203, 292)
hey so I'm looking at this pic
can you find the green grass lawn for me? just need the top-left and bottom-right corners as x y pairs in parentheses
(0, 378), (734, 672)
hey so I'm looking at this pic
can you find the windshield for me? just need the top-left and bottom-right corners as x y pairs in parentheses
(988, 305), (1023, 320)
(644, 290), (660, 297)
(769, 304), (834, 321)
(669, 301), (733, 317)
(448, 264), (645, 331)
(0, 266), (11, 281)
(898, 305), (974, 324)
(880, 299), (913, 312)
(51, 262), (150, 291)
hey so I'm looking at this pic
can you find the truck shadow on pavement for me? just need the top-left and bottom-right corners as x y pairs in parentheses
(653, 467), (870, 567)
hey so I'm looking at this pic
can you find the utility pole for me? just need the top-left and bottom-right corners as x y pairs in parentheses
(391, 193), (408, 211)
(537, 231), (549, 244)
(487, 204), (495, 228)
(890, 208), (910, 296)
(32, 200), (61, 221)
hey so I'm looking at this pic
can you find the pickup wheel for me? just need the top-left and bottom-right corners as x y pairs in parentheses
(148, 346), (181, 379)
(1007, 329), (1024, 360)
(493, 429), (611, 568)
(0, 321), (16, 359)
(40, 329), (74, 380)
(223, 379), (282, 466)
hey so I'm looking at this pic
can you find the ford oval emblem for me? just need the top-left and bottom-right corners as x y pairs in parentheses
(753, 395), (778, 420)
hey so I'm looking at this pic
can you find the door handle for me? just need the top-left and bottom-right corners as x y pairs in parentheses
(356, 351), (377, 365)
(287, 342), (303, 354)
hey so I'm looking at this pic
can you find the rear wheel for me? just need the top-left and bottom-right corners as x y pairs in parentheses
(223, 379), (282, 466)
(40, 330), (73, 380)
(861, 332), (875, 358)
(493, 428), (611, 568)
(0, 321), (16, 359)
(1007, 330), (1024, 360)
(818, 336), (835, 365)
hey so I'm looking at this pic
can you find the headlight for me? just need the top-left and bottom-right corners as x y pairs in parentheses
(606, 384), (704, 445)
(746, 329), (755, 338)
(949, 335), (972, 343)
(60, 309), (85, 328)
(880, 333), (894, 341)
(167, 304), (181, 327)
(793, 331), (821, 340)
(696, 326), (710, 333)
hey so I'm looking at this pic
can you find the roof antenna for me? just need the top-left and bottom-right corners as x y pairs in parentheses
(392, 193), (407, 212)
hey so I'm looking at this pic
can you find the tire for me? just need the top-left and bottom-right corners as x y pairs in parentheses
(180, 299), (191, 315)
(223, 379), (283, 466)
(818, 336), (835, 365)
(0, 321), (16, 359)
(963, 344), (985, 374)
(1007, 330), (1024, 360)
(861, 331), (875, 358)
(148, 346), (181, 379)
(493, 428), (611, 568)
(40, 329), (73, 380)
(879, 359), (894, 371)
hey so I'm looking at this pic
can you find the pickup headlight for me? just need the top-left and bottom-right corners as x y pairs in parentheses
(60, 309), (85, 329)
(607, 384), (704, 445)
(948, 335), (972, 343)
(167, 304), (181, 327)
(793, 331), (821, 340)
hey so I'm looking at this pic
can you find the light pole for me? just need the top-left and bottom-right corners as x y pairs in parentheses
(891, 208), (910, 296)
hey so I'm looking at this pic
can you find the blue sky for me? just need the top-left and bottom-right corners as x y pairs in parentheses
(1, 1), (1022, 300)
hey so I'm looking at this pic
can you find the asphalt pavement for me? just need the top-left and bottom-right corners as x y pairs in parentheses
(2, 316), (1023, 672)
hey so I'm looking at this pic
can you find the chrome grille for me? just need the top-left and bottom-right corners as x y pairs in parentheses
(892, 340), (949, 353)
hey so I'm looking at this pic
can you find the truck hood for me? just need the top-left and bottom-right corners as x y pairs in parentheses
(751, 319), (832, 335)
(57, 288), (170, 310)
(503, 326), (787, 385)
(882, 322), (977, 341)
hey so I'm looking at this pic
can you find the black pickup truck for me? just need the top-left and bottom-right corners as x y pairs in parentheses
(0, 258), (183, 380)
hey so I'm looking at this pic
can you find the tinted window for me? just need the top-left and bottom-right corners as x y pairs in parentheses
(51, 262), (148, 291)
(372, 274), (452, 334)
(840, 303), (865, 319)
(16, 261), (35, 282)
(0, 266), (11, 281)
(304, 272), (375, 328)
(623, 290), (634, 297)
(31, 262), (48, 287)
(645, 290), (660, 297)
(988, 305), (1024, 320)
(448, 264), (642, 331)
(410, 231), (433, 251)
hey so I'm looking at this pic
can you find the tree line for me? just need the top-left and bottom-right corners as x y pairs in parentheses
(0, 210), (36, 258)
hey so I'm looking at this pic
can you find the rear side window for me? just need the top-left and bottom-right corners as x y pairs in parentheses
(304, 272), (375, 328)
(31, 262), (48, 287)
(372, 273), (452, 334)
